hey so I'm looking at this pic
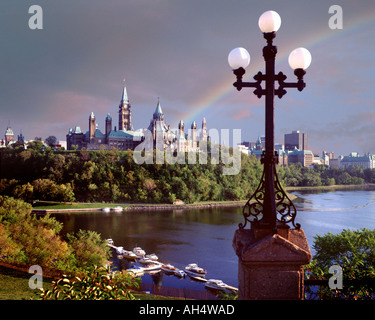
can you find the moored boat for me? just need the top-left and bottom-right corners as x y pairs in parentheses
(126, 265), (144, 276)
(174, 269), (187, 278)
(139, 257), (153, 265)
(185, 263), (207, 278)
(102, 207), (111, 212)
(116, 246), (125, 255)
(161, 264), (178, 273)
(112, 206), (123, 212)
(133, 247), (146, 256)
(122, 250), (138, 260)
(145, 253), (158, 261)
(144, 263), (162, 272)
(205, 279), (227, 291)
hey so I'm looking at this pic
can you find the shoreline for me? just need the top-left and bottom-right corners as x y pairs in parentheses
(31, 184), (375, 214)
(286, 183), (375, 192)
(31, 200), (248, 214)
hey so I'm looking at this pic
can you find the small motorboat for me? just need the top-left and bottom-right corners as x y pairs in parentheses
(205, 279), (227, 291)
(133, 247), (146, 256)
(126, 265), (144, 276)
(185, 263), (207, 278)
(139, 257), (153, 265)
(102, 207), (111, 212)
(106, 238), (114, 245)
(122, 250), (138, 260)
(111, 206), (123, 212)
(144, 263), (162, 272)
(145, 253), (158, 261)
(115, 246), (125, 255)
(174, 270), (187, 278)
(161, 264), (178, 273)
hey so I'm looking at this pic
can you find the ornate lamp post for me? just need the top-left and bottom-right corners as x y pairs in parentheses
(228, 10), (312, 233)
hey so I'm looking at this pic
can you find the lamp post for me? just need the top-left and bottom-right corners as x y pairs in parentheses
(228, 11), (312, 233)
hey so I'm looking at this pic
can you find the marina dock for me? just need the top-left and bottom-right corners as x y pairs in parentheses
(107, 240), (238, 292)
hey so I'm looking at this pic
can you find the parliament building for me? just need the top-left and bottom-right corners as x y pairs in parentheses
(66, 85), (208, 152)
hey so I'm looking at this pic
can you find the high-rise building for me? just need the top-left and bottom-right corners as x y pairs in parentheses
(284, 130), (307, 151)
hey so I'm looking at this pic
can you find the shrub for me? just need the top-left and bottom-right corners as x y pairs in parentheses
(37, 266), (140, 300)
(66, 230), (111, 270)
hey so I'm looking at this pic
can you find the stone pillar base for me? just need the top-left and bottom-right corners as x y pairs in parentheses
(233, 228), (311, 300)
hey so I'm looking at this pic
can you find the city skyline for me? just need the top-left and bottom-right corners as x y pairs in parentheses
(1, 1), (375, 156)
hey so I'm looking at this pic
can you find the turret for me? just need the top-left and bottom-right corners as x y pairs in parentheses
(89, 112), (96, 141)
(105, 113), (112, 142)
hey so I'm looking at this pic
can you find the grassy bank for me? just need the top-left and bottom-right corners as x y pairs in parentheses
(0, 264), (179, 300)
(32, 195), (303, 213)
(31, 199), (247, 213)
(0, 265), (53, 300)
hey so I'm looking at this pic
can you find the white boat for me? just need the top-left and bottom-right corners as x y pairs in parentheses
(102, 207), (111, 212)
(115, 246), (125, 255)
(144, 263), (162, 272)
(205, 279), (227, 291)
(126, 266), (144, 276)
(185, 263), (207, 278)
(106, 238), (114, 245)
(161, 264), (178, 273)
(145, 253), (158, 261)
(139, 257), (153, 265)
(174, 270), (187, 278)
(112, 206), (123, 212)
(133, 247), (146, 256)
(122, 250), (139, 260)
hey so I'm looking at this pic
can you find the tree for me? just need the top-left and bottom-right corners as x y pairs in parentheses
(45, 136), (57, 147)
(306, 228), (375, 299)
(66, 230), (110, 270)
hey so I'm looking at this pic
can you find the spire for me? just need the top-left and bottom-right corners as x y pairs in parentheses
(121, 86), (129, 105)
(154, 98), (164, 117)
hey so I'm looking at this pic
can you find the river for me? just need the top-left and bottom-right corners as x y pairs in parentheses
(52, 189), (375, 297)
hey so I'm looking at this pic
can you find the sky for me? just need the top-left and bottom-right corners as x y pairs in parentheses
(1, 0), (375, 156)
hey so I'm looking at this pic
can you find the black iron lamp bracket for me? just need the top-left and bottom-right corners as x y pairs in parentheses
(233, 69), (306, 99)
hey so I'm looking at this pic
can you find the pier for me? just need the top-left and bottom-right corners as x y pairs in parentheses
(106, 240), (238, 293)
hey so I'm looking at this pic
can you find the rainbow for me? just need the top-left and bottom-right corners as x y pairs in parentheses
(185, 9), (375, 124)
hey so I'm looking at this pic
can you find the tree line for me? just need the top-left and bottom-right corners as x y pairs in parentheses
(1, 141), (374, 204)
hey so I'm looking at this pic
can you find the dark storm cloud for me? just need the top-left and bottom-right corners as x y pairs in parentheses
(1, 0), (375, 156)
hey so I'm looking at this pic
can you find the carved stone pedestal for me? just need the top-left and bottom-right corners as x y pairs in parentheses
(233, 227), (311, 300)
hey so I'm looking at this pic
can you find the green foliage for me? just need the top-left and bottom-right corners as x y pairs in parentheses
(37, 266), (140, 300)
(66, 230), (111, 270)
(305, 228), (375, 300)
(0, 196), (110, 274)
(0, 146), (373, 204)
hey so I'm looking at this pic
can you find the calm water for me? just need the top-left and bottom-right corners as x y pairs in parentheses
(53, 189), (375, 294)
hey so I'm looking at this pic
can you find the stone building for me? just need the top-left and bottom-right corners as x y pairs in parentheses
(67, 85), (208, 152)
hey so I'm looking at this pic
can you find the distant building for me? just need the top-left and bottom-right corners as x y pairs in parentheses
(67, 86), (143, 151)
(284, 130), (308, 151)
(340, 153), (375, 169)
(329, 157), (342, 168)
(237, 144), (250, 155)
(67, 84), (208, 152)
(4, 126), (14, 146)
(287, 148), (314, 167)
